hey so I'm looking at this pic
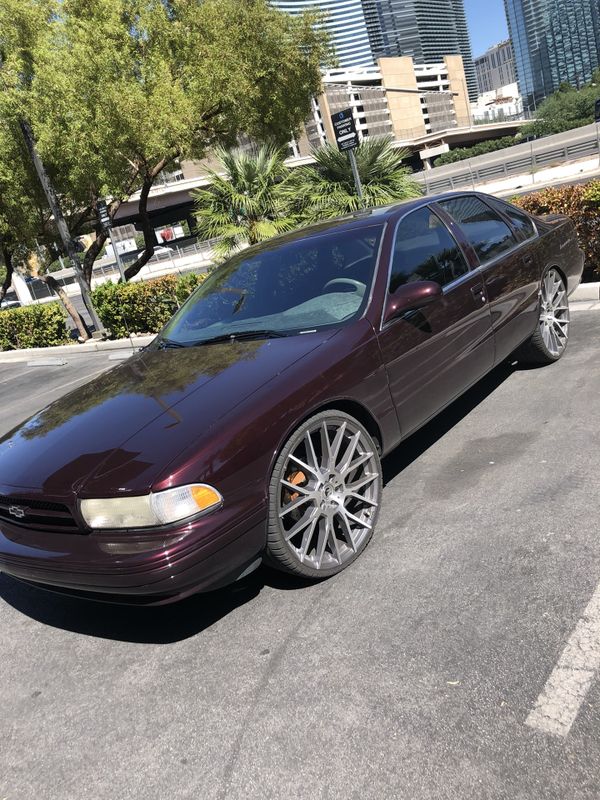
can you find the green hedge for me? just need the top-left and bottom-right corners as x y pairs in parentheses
(435, 136), (519, 166)
(513, 181), (600, 282)
(91, 273), (207, 339)
(0, 302), (70, 351)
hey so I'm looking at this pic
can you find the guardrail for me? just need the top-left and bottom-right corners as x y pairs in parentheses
(416, 123), (600, 194)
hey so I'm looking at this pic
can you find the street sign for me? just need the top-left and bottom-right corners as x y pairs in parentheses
(97, 199), (112, 231)
(331, 108), (359, 153)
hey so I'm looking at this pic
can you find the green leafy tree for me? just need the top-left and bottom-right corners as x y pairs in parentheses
(522, 71), (600, 137)
(24, 0), (330, 281)
(288, 137), (422, 224)
(0, 0), (52, 300)
(0, 118), (46, 301)
(193, 146), (298, 258)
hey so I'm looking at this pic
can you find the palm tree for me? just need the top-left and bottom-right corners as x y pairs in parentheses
(192, 146), (297, 259)
(288, 136), (422, 224)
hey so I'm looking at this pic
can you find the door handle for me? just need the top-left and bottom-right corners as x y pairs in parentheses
(523, 254), (533, 266)
(471, 283), (487, 303)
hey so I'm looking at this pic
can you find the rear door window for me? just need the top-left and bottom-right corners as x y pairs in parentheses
(438, 196), (518, 264)
(488, 198), (537, 242)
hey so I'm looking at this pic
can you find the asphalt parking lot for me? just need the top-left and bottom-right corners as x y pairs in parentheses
(1, 310), (600, 800)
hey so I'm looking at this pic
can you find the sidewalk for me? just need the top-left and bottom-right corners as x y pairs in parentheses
(0, 334), (155, 363)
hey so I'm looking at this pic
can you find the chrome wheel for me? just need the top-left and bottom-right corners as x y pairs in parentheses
(276, 416), (380, 571)
(539, 269), (569, 357)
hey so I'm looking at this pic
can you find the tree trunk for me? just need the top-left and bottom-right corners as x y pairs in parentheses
(82, 228), (108, 286)
(41, 274), (90, 340)
(19, 118), (100, 337)
(124, 157), (171, 281)
(0, 244), (14, 303)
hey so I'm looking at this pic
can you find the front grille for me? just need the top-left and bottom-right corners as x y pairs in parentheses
(0, 495), (81, 533)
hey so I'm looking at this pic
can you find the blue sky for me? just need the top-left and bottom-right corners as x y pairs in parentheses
(464, 0), (509, 58)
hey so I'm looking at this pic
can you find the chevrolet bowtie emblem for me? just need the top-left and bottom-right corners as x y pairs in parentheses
(8, 506), (26, 519)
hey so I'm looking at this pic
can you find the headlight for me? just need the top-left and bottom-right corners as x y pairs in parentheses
(80, 484), (223, 530)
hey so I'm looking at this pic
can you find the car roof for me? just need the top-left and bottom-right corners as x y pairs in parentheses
(247, 191), (498, 250)
(220, 190), (508, 264)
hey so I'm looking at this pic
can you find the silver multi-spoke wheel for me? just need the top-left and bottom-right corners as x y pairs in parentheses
(539, 268), (570, 357)
(516, 267), (570, 365)
(267, 411), (382, 577)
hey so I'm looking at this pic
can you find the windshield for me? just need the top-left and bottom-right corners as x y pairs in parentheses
(160, 224), (385, 345)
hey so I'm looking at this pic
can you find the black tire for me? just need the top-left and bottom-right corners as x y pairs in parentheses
(515, 268), (570, 365)
(266, 410), (382, 579)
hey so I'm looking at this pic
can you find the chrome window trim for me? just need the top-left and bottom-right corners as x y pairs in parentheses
(442, 267), (482, 295)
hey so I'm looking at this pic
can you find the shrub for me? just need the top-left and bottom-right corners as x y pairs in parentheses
(435, 136), (519, 166)
(175, 272), (205, 305)
(91, 273), (207, 339)
(0, 302), (70, 351)
(513, 181), (600, 282)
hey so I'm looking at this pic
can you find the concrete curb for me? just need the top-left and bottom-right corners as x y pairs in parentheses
(0, 334), (155, 364)
(571, 282), (600, 302)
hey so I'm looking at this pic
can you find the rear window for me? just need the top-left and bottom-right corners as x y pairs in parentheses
(438, 196), (517, 264)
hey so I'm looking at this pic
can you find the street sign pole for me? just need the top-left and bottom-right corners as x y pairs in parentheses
(97, 200), (125, 282)
(330, 108), (364, 206)
(108, 229), (126, 282)
(348, 149), (363, 202)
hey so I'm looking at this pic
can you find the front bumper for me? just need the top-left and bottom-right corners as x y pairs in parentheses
(0, 501), (267, 605)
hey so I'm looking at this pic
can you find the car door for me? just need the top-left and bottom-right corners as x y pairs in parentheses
(377, 205), (494, 438)
(436, 195), (541, 364)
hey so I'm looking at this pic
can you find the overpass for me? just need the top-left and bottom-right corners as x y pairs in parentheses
(412, 122), (600, 194)
(114, 119), (530, 228)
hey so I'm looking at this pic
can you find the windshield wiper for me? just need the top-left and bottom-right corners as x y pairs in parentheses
(157, 336), (187, 349)
(192, 329), (288, 346)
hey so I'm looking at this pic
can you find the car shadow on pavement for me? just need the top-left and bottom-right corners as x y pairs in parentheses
(0, 359), (529, 644)
(382, 359), (517, 485)
(0, 569), (267, 644)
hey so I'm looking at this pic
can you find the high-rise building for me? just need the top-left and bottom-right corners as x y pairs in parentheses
(475, 40), (517, 93)
(360, 0), (478, 101)
(271, 0), (374, 69)
(504, 0), (600, 112)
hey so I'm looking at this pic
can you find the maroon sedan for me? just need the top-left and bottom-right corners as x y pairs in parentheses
(0, 192), (584, 604)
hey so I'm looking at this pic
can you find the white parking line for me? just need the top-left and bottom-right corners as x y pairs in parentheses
(526, 581), (600, 737)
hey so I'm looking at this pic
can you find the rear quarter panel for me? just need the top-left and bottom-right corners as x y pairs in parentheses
(535, 215), (585, 295)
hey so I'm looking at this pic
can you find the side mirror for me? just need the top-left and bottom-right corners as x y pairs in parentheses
(383, 280), (443, 324)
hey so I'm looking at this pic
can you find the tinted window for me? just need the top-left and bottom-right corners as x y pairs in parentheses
(439, 196), (517, 263)
(389, 207), (469, 292)
(489, 198), (536, 241)
(161, 224), (384, 344)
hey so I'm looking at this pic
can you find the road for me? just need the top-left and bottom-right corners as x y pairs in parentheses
(1, 311), (600, 799)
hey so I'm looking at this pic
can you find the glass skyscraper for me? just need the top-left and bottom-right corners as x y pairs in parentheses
(271, 0), (375, 69)
(504, 0), (600, 112)
(362, 0), (478, 100)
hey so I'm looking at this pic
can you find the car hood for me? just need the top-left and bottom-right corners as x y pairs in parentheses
(0, 333), (332, 497)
